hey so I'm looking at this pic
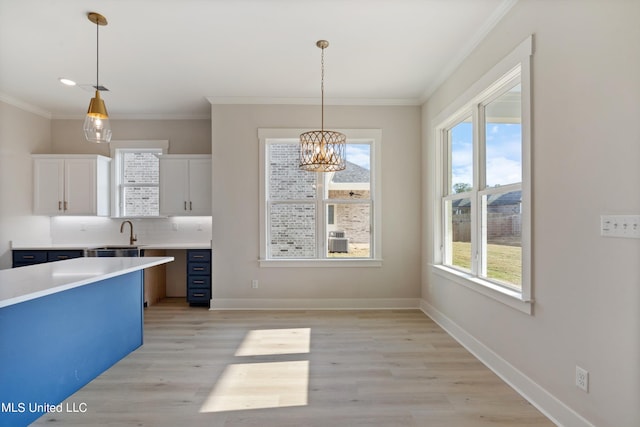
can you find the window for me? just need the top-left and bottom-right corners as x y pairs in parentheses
(110, 140), (168, 217)
(259, 129), (381, 266)
(434, 36), (532, 312)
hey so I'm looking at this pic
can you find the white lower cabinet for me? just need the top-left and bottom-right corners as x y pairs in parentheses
(159, 155), (211, 216)
(33, 155), (110, 216)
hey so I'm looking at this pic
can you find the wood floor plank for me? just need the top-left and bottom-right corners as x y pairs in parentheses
(32, 299), (555, 426)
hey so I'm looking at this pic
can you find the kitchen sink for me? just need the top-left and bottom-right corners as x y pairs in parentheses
(85, 246), (140, 257)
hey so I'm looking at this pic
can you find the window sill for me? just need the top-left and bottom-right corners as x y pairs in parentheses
(260, 259), (383, 268)
(431, 265), (532, 315)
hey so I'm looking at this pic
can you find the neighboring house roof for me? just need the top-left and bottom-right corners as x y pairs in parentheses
(331, 161), (370, 184)
(451, 190), (521, 208)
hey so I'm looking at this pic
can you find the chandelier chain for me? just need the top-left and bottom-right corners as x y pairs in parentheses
(320, 45), (325, 132)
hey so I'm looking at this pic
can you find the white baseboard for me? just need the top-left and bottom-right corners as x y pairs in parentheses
(420, 299), (595, 427)
(210, 298), (420, 310)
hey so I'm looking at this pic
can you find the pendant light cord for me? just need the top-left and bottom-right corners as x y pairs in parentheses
(96, 20), (99, 89)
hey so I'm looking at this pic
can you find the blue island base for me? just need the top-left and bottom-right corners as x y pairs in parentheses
(0, 271), (144, 427)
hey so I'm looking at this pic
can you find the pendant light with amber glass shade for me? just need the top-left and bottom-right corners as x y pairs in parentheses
(83, 12), (112, 143)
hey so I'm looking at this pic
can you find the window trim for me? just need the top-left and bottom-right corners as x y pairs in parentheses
(258, 128), (382, 267)
(432, 36), (533, 313)
(109, 140), (168, 218)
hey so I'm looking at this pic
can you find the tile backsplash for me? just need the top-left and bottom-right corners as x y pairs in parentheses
(50, 216), (212, 246)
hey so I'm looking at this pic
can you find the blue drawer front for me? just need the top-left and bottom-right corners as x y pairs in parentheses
(47, 250), (84, 262)
(13, 251), (47, 266)
(188, 276), (211, 288)
(188, 263), (210, 275)
(188, 250), (211, 262)
(188, 288), (211, 303)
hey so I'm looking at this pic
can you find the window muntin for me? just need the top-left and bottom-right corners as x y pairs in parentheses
(262, 133), (378, 262)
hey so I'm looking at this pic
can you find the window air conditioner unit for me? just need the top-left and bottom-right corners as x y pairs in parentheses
(328, 231), (348, 253)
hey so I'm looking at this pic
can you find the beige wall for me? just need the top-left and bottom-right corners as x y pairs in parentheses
(211, 104), (421, 306)
(0, 102), (52, 269)
(50, 118), (211, 155)
(422, 1), (640, 426)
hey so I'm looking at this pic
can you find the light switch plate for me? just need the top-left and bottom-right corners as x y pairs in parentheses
(601, 215), (640, 238)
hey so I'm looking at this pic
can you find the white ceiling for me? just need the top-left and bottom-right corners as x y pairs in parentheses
(0, 0), (514, 119)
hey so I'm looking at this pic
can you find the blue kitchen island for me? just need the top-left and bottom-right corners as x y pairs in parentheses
(0, 256), (173, 427)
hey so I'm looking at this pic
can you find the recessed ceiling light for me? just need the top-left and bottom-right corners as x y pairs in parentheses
(59, 78), (76, 86)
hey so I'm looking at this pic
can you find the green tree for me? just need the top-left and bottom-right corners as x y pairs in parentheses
(453, 183), (472, 193)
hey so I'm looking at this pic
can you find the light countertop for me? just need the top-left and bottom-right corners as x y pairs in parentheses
(0, 256), (174, 309)
(11, 243), (211, 250)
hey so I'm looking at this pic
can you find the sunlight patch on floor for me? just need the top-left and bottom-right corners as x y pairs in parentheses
(199, 360), (309, 412)
(235, 328), (311, 356)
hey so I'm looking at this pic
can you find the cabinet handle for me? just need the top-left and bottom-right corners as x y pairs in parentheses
(194, 267), (204, 271)
(64, 201), (68, 211)
(58, 201), (62, 211)
(184, 201), (187, 210)
(193, 255), (204, 258)
(193, 280), (204, 284)
(23, 255), (35, 259)
(193, 293), (205, 297)
(190, 201), (193, 210)
(58, 256), (69, 260)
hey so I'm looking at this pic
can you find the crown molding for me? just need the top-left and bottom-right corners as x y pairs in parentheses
(419, 0), (520, 103)
(0, 92), (52, 119)
(206, 96), (422, 106)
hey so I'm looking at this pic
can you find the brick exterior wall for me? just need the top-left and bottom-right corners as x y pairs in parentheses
(122, 152), (160, 216)
(269, 144), (316, 258)
(328, 190), (371, 244)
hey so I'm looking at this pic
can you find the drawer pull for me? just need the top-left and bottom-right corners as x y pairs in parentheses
(193, 280), (204, 284)
(193, 293), (205, 297)
(193, 255), (204, 258)
(24, 255), (34, 259)
(193, 267), (204, 271)
(58, 256), (69, 260)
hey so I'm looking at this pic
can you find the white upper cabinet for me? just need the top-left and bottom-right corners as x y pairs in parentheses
(159, 155), (211, 216)
(33, 155), (110, 216)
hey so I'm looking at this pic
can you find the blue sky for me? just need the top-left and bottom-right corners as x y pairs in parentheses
(346, 144), (370, 170)
(451, 122), (521, 191)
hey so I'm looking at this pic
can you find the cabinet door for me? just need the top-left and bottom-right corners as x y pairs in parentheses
(159, 158), (189, 215)
(187, 159), (212, 215)
(33, 159), (64, 214)
(64, 159), (97, 215)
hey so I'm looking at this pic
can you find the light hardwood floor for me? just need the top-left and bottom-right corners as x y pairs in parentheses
(34, 299), (555, 426)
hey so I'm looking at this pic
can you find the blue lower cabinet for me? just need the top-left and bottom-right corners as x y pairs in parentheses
(187, 249), (211, 307)
(12, 251), (47, 267)
(47, 250), (84, 262)
(12, 250), (84, 268)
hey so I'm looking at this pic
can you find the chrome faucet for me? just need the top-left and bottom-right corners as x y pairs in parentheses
(120, 220), (137, 246)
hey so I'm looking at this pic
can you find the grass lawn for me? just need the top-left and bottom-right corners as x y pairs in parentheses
(452, 241), (521, 287)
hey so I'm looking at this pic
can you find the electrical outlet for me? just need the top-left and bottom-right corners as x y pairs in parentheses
(576, 366), (589, 392)
(251, 280), (259, 289)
